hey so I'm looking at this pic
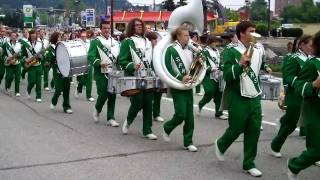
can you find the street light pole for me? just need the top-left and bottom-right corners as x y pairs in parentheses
(267, 0), (271, 36)
(111, 0), (114, 35)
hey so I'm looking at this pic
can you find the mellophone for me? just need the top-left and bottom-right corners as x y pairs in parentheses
(108, 70), (167, 97)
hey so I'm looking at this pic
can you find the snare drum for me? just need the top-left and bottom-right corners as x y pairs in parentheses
(260, 75), (281, 100)
(155, 77), (167, 93)
(56, 40), (89, 77)
(107, 71), (124, 94)
(119, 77), (141, 97)
(139, 76), (157, 92)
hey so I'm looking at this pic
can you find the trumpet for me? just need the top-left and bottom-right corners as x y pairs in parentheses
(185, 41), (206, 85)
(243, 32), (261, 74)
(24, 53), (41, 69)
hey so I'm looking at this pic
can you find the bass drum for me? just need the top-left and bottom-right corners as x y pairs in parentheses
(56, 40), (89, 77)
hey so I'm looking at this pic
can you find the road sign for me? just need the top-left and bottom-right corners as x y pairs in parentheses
(85, 9), (95, 27)
(23, 5), (34, 28)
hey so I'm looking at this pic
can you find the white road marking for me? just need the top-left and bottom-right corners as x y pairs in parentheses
(162, 97), (300, 131)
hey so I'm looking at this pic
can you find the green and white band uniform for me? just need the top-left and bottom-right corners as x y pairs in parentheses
(288, 56), (320, 174)
(47, 44), (72, 113)
(0, 36), (6, 85)
(118, 35), (155, 137)
(3, 40), (22, 94)
(38, 37), (50, 90)
(271, 49), (309, 153)
(76, 39), (94, 100)
(198, 46), (224, 118)
(22, 39), (43, 100)
(163, 41), (196, 147)
(216, 40), (264, 171)
(88, 35), (119, 122)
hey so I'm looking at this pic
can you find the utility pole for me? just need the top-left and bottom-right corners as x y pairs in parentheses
(202, 0), (207, 34)
(111, 0), (114, 35)
(267, 0), (271, 36)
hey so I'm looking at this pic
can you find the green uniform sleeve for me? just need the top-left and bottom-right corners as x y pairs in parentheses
(88, 39), (102, 68)
(2, 43), (8, 60)
(294, 60), (318, 98)
(45, 47), (55, 64)
(223, 48), (243, 83)
(202, 50), (212, 74)
(118, 39), (135, 75)
(164, 47), (184, 81)
(282, 55), (300, 87)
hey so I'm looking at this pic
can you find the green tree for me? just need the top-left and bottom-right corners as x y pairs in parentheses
(225, 8), (239, 21)
(250, 0), (268, 22)
(281, 0), (320, 23)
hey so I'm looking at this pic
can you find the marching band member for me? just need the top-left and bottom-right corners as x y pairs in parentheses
(288, 31), (320, 180)
(75, 30), (94, 102)
(38, 29), (50, 91)
(88, 21), (119, 127)
(162, 25), (197, 151)
(19, 28), (29, 80)
(21, 30), (43, 102)
(145, 31), (164, 122)
(198, 35), (227, 120)
(118, 18), (157, 139)
(48, 32), (73, 114)
(270, 35), (313, 158)
(3, 31), (22, 96)
(214, 21), (265, 177)
(0, 26), (6, 86)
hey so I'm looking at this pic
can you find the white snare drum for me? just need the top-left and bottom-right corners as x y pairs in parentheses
(260, 75), (281, 100)
(119, 77), (141, 97)
(138, 76), (157, 92)
(155, 77), (167, 93)
(107, 71), (125, 94)
(56, 40), (89, 77)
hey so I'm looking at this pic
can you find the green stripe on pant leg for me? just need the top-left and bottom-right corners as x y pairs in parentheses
(5, 66), (15, 90)
(127, 92), (143, 126)
(199, 76), (214, 111)
(85, 66), (93, 99)
(153, 92), (162, 118)
(164, 89), (194, 146)
(106, 92), (116, 120)
(271, 92), (302, 152)
(95, 74), (108, 113)
(14, 64), (21, 94)
(212, 82), (223, 117)
(62, 78), (71, 111)
(289, 122), (320, 174)
(217, 92), (261, 170)
(43, 64), (50, 88)
(27, 66), (42, 98)
(142, 92), (153, 135)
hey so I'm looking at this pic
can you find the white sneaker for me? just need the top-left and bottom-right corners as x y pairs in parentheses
(44, 87), (50, 91)
(315, 161), (320, 167)
(144, 133), (157, 140)
(50, 104), (55, 110)
(88, 97), (95, 102)
(153, 116), (164, 122)
(122, 119), (129, 134)
(26, 92), (31, 99)
(15, 93), (21, 97)
(260, 125), (264, 131)
(271, 149), (282, 158)
(74, 89), (79, 98)
(215, 139), (224, 161)
(162, 128), (171, 142)
(185, 145), (198, 152)
(93, 108), (99, 123)
(287, 161), (298, 180)
(217, 114), (228, 120)
(245, 168), (262, 177)
(66, 109), (73, 114)
(36, 99), (42, 103)
(107, 119), (119, 127)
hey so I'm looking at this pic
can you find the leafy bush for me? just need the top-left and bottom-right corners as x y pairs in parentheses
(282, 28), (303, 38)
(256, 24), (269, 36)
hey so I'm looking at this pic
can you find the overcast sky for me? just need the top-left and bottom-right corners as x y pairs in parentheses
(127, 0), (276, 11)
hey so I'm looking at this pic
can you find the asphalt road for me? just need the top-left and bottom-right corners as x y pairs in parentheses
(0, 78), (319, 180)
